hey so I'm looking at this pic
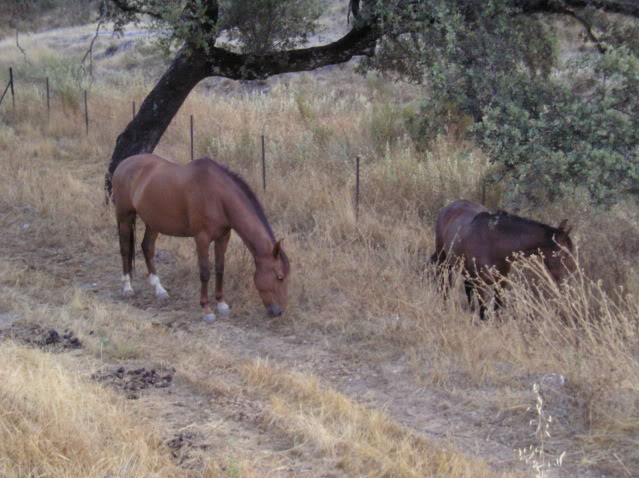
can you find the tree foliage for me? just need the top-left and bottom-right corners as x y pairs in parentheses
(364, 0), (639, 205)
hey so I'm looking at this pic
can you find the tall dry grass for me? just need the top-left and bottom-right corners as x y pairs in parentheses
(1, 35), (639, 476)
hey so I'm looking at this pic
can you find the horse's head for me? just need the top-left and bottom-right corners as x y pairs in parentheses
(254, 239), (290, 318)
(544, 219), (575, 283)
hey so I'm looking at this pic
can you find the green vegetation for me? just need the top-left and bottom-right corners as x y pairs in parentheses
(364, 0), (639, 206)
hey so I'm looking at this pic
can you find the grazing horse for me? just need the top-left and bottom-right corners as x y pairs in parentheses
(111, 154), (290, 322)
(430, 200), (574, 320)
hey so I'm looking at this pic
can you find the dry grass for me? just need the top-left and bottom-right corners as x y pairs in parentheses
(0, 343), (184, 478)
(244, 359), (516, 478)
(1, 27), (638, 477)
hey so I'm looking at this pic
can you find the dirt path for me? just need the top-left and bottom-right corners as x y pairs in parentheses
(0, 206), (564, 477)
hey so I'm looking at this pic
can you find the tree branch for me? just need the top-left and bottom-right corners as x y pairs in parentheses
(205, 20), (380, 80)
(8, 6), (30, 65)
(520, 0), (639, 19)
(81, 15), (106, 84)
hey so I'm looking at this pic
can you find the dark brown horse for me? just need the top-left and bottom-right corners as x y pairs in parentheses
(431, 200), (574, 320)
(112, 154), (290, 322)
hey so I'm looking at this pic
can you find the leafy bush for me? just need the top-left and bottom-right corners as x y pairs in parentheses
(475, 46), (639, 206)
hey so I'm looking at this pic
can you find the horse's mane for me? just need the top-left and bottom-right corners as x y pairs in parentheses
(206, 159), (290, 269)
(479, 210), (561, 246)
(206, 159), (275, 240)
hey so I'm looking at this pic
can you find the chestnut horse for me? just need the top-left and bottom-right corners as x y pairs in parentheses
(111, 154), (290, 322)
(431, 200), (574, 320)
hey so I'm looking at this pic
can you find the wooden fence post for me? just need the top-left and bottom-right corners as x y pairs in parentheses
(190, 114), (194, 161)
(355, 156), (361, 221)
(261, 134), (266, 191)
(84, 90), (89, 135)
(46, 77), (50, 120)
(9, 67), (15, 111)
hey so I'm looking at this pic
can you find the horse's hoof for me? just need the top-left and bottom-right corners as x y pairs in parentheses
(122, 289), (134, 297)
(157, 291), (170, 300)
(202, 313), (217, 323)
(216, 302), (230, 317)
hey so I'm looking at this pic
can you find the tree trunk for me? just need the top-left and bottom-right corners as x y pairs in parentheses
(105, 47), (209, 195)
(104, 21), (380, 198)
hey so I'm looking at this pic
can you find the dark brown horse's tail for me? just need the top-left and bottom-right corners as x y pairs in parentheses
(430, 250), (446, 266)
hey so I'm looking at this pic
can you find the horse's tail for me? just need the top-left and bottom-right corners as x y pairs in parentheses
(430, 249), (446, 266)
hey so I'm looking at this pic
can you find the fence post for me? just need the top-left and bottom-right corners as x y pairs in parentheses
(355, 156), (360, 221)
(261, 134), (266, 191)
(190, 114), (194, 161)
(9, 67), (15, 111)
(46, 77), (50, 120)
(84, 90), (89, 135)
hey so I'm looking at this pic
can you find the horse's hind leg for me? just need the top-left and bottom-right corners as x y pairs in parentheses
(141, 227), (169, 299)
(464, 278), (475, 311)
(431, 251), (450, 299)
(493, 280), (507, 316)
(214, 230), (231, 317)
(195, 233), (215, 322)
(117, 213), (135, 297)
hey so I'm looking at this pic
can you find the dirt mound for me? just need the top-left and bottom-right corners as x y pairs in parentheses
(92, 365), (174, 399)
(0, 322), (82, 350)
(166, 431), (211, 468)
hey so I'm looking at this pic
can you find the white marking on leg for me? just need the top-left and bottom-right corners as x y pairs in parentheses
(202, 313), (217, 323)
(148, 273), (169, 299)
(122, 274), (134, 296)
(217, 301), (230, 317)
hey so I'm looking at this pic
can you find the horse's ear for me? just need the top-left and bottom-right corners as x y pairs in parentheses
(558, 219), (569, 231)
(272, 239), (283, 258)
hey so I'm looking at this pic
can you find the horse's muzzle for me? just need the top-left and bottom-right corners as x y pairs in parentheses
(267, 304), (283, 318)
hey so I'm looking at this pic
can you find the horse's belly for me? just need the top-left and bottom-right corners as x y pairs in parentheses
(133, 193), (193, 237)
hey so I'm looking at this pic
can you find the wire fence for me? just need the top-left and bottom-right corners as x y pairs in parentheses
(0, 65), (496, 219)
(0, 65), (368, 219)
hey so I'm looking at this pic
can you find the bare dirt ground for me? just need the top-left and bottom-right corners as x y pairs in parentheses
(0, 202), (585, 478)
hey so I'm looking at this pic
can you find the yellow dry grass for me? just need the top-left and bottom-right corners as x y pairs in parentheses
(0, 343), (185, 478)
(244, 359), (512, 478)
(0, 30), (638, 477)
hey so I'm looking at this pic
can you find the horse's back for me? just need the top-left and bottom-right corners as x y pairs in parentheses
(435, 200), (488, 255)
(112, 155), (231, 237)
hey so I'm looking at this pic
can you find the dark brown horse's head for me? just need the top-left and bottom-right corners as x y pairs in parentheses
(543, 219), (575, 283)
(254, 239), (290, 317)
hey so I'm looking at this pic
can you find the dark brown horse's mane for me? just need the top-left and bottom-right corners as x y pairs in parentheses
(206, 158), (290, 268)
(480, 210), (562, 247)
(205, 158), (275, 240)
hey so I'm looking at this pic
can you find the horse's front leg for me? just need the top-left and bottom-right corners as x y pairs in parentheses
(494, 279), (507, 316)
(214, 230), (232, 317)
(195, 233), (215, 323)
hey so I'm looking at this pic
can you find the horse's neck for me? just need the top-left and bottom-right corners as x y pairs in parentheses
(226, 197), (274, 259)
(499, 224), (551, 255)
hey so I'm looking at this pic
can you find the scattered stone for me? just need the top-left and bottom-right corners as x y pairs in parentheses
(0, 313), (20, 329)
(167, 431), (196, 450)
(540, 373), (567, 393)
